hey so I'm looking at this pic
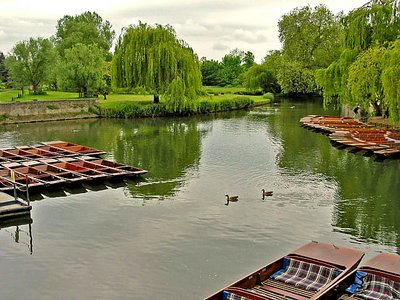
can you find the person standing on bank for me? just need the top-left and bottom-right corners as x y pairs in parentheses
(353, 104), (360, 118)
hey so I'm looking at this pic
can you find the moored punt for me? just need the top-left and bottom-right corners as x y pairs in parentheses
(0, 141), (147, 194)
(81, 156), (148, 176)
(57, 157), (128, 178)
(50, 160), (109, 180)
(20, 160), (88, 184)
(7, 165), (66, 186)
(205, 241), (364, 300)
(16, 145), (62, 158)
(316, 253), (400, 299)
(301, 115), (400, 159)
(0, 168), (44, 191)
(41, 141), (106, 156)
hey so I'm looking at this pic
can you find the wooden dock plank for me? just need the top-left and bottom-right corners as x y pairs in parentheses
(0, 192), (31, 219)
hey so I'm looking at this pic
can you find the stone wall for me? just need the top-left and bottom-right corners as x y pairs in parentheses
(0, 99), (99, 124)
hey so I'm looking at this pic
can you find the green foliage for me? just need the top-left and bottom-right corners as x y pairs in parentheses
(346, 46), (385, 113)
(5, 37), (56, 92)
(55, 11), (115, 59)
(98, 94), (254, 117)
(243, 63), (280, 94)
(0, 51), (8, 83)
(242, 51), (255, 71)
(165, 77), (199, 114)
(275, 4), (342, 95)
(382, 40), (400, 121)
(100, 102), (168, 118)
(316, 49), (359, 105)
(112, 22), (203, 108)
(318, 0), (400, 115)
(278, 4), (342, 69)
(344, 0), (400, 51)
(277, 60), (316, 95)
(200, 58), (222, 86)
(59, 43), (103, 96)
(220, 49), (244, 86)
(262, 93), (274, 101)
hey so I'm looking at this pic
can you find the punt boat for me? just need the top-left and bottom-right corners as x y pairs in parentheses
(205, 241), (365, 300)
(41, 141), (106, 156)
(0, 168), (44, 192)
(7, 165), (66, 186)
(16, 145), (62, 158)
(80, 156), (148, 176)
(57, 157), (128, 179)
(20, 160), (88, 184)
(49, 160), (109, 180)
(317, 252), (400, 299)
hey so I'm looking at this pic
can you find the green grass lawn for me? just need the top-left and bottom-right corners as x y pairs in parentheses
(99, 93), (154, 107)
(0, 88), (270, 107)
(203, 86), (247, 94)
(0, 90), (79, 102)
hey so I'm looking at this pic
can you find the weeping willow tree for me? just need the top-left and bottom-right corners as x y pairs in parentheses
(316, 0), (400, 113)
(346, 46), (385, 114)
(112, 22), (203, 111)
(382, 40), (400, 121)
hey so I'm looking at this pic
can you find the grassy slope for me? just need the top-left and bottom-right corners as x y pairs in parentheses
(0, 87), (270, 107)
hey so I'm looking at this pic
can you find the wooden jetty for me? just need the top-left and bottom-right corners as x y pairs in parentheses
(300, 115), (400, 158)
(0, 192), (31, 220)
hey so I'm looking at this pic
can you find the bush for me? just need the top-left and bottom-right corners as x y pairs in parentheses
(262, 93), (274, 101)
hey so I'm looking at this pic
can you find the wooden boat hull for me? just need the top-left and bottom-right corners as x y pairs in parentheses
(316, 253), (400, 299)
(81, 157), (147, 176)
(41, 141), (106, 156)
(205, 241), (364, 300)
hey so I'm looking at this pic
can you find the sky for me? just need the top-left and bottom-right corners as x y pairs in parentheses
(0, 0), (367, 62)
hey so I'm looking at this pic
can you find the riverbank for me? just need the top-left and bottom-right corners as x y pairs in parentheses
(0, 98), (99, 124)
(0, 89), (271, 124)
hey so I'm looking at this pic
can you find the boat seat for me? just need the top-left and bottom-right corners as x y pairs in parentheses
(222, 287), (268, 300)
(269, 257), (341, 292)
(346, 272), (400, 299)
(260, 279), (315, 298)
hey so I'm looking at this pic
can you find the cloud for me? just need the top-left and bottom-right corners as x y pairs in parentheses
(212, 42), (229, 51)
(0, 0), (367, 61)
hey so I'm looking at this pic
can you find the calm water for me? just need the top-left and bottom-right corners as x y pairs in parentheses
(0, 98), (399, 300)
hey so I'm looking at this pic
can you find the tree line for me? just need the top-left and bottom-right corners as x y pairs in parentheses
(1, 1), (399, 118)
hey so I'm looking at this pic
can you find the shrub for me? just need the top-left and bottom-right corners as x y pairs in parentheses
(262, 92), (274, 101)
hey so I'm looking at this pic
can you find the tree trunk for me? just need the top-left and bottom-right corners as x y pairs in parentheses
(153, 94), (160, 104)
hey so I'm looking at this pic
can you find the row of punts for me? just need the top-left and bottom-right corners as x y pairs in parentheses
(206, 241), (400, 299)
(300, 115), (400, 158)
(0, 141), (147, 194)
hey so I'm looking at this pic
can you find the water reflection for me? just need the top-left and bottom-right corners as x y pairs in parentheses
(0, 215), (33, 255)
(0, 99), (399, 299)
(260, 98), (400, 252)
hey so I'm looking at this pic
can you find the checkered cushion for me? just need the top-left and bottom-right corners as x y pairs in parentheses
(270, 257), (340, 291)
(354, 273), (400, 300)
(222, 291), (250, 300)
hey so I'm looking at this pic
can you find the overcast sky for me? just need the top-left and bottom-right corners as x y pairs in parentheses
(0, 0), (366, 62)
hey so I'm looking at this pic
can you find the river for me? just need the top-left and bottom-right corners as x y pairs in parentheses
(0, 97), (398, 299)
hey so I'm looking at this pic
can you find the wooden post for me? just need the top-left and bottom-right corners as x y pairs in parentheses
(25, 175), (30, 206)
(11, 170), (17, 201)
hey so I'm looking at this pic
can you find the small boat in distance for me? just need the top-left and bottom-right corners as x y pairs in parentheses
(317, 252), (400, 299)
(205, 241), (365, 300)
